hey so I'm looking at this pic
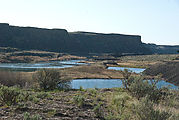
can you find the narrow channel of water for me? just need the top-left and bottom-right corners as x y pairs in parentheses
(108, 66), (145, 73)
(70, 79), (178, 89)
(0, 60), (85, 71)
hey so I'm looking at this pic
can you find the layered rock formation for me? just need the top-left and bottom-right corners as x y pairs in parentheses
(0, 23), (152, 55)
(68, 32), (151, 55)
(144, 43), (179, 54)
(0, 23), (69, 52)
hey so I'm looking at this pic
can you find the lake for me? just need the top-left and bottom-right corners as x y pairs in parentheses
(70, 79), (178, 89)
(0, 60), (86, 71)
(108, 66), (145, 73)
(1, 61), (178, 89)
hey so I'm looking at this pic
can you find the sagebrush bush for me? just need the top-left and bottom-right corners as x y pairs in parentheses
(135, 97), (171, 120)
(0, 85), (20, 106)
(93, 104), (104, 118)
(88, 88), (97, 96)
(79, 86), (85, 91)
(111, 94), (130, 114)
(18, 91), (31, 102)
(73, 95), (85, 107)
(121, 69), (132, 90)
(34, 69), (70, 90)
(128, 76), (163, 102)
(36, 92), (50, 99)
(23, 112), (42, 120)
(108, 93), (133, 120)
(121, 71), (164, 103)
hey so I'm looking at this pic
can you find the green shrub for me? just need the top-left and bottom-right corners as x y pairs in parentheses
(34, 69), (70, 90)
(128, 76), (162, 102)
(36, 92), (51, 99)
(169, 114), (179, 120)
(79, 86), (85, 91)
(18, 91), (31, 102)
(19, 91), (48, 103)
(88, 88), (97, 96)
(93, 104), (103, 118)
(105, 112), (131, 120)
(0, 85), (20, 106)
(121, 70), (163, 102)
(135, 97), (171, 120)
(111, 93), (131, 115)
(105, 114), (121, 120)
(160, 88), (179, 108)
(27, 95), (40, 104)
(121, 69), (132, 90)
(23, 112), (42, 120)
(73, 95), (85, 107)
(128, 76), (150, 98)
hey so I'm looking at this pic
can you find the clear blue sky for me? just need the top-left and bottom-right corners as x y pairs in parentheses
(0, 0), (179, 45)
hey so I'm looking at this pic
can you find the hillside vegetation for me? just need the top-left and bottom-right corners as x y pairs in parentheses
(0, 69), (178, 119)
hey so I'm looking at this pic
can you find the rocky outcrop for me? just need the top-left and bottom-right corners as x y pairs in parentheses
(68, 32), (151, 55)
(144, 43), (179, 54)
(0, 23), (69, 52)
(143, 61), (179, 86)
(0, 23), (152, 55)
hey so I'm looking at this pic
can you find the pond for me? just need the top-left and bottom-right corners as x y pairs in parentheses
(70, 79), (178, 89)
(0, 60), (86, 71)
(107, 66), (145, 73)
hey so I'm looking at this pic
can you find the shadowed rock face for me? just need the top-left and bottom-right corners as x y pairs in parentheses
(143, 61), (179, 86)
(144, 43), (179, 54)
(0, 23), (152, 55)
(0, 23), (69, 52)
(68, 32), (151, 55)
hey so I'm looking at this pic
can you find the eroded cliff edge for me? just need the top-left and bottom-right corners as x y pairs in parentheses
(0, 23), (152, 55)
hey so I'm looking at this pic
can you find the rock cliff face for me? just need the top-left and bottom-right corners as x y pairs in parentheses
(0, 23), (69, 52)
(0, 23), (152, 55)
(144, 43), (179, 54)
(68, 32), (151, 55)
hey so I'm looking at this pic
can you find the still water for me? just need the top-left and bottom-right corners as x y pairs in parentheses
(108, 66), (145, 73)
(70, 79), (178, 89)
(1, 60), (177, 89)
(0, 60), (85, 71)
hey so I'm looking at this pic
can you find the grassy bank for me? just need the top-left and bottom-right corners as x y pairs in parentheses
(0, 69), (179, 119)
(0, 86), (178, 119)
(0, 54), (179, 119)
(0, 47), (86, 63)
(105, 54), (178, 68)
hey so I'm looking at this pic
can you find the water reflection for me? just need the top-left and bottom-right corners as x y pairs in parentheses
(0, 60), (85, 71)
(71, 79), (178, 89)
(108, 67), (145, 73)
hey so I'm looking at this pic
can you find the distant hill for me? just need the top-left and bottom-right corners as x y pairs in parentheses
(144, 43), (179, 54)
(0, 23), (167, 56)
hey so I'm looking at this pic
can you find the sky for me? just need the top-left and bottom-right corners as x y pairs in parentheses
(0, 0), (179, 45)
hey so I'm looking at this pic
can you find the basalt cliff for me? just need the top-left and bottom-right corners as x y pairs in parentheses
(0, 23), (172, 56)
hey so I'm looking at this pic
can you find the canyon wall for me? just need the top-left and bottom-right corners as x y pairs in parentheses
(0, 23), (152, 55)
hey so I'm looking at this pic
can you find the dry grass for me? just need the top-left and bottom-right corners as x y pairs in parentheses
(120, 54), (178, 62)
(60, 65), (124, 79)
(0, 48), (86, 63)
(0, 71), (34, 88)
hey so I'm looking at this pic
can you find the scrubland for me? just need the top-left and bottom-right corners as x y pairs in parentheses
(0, 68), (178, 120)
